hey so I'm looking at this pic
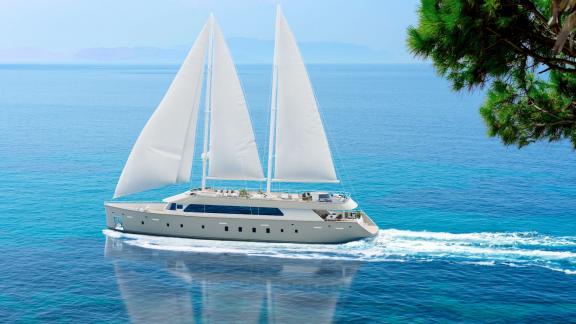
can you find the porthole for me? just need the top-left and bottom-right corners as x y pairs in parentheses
(141, 221), (144, 225)
(252, 227), (256, 233)
(180, 224), (183, 228)
(166, 223), (170, 227)
(225, 226), (229, 231)
(266, 228), (270, 234)
(281, 229), (284, 233)
(202, 225), (205, 229)
(295, 229), (299, 234)
(238, 227), (243, 232)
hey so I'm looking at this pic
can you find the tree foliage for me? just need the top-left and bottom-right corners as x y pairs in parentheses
(408, 0), (576, 148)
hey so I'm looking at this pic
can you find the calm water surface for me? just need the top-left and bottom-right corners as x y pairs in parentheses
(0, 64), (575, 322)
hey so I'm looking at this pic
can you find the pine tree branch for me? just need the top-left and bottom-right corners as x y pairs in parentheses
(486, 27), (576, 73)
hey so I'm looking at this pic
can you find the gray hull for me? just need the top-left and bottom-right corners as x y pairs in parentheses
(105, 203), (378, 244)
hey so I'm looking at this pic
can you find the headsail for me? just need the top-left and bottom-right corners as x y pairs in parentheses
(207, 20), (265, 181)
(270, 7), (338, 183)
(113, 19), (210, 198)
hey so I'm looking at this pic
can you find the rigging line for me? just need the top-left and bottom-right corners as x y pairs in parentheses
(310, 67), (356, 198)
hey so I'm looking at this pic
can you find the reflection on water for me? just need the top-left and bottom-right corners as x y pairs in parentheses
(105, 236), (360, 323)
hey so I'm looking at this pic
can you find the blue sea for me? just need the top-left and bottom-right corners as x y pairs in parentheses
(1, 64), (575, 322)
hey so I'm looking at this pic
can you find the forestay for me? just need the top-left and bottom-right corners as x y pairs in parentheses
(113, 20), (210, 198)
(207, 21), (265, 181)
(271, 7), (338, 183)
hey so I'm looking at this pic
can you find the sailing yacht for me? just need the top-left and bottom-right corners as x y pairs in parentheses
(104, 8), (378, 244)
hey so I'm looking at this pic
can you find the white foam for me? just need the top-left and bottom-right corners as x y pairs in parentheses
(102, 229), (576, 274)
(460, 261), (496, 266)
(103, 228), (123, 238)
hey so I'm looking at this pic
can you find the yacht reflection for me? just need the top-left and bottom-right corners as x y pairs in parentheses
(105, 236), (361, 323)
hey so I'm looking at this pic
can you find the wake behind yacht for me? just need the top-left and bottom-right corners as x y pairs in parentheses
(104, 8), (378, 244)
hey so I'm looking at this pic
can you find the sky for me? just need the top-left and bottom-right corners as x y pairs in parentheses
(0, 0), (421, 63)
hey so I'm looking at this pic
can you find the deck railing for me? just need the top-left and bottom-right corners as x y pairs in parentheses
(188, 188), (352, 204)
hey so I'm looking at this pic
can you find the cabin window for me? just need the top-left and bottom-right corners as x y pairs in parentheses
(238, 227), (243, 232)
(281, 229), (284, 233)
(180, 224), (183, 228)
(266, 228), (270, 234)
(295, 229), (299, 234)
(166, 223), (170, 227)
(202, 225), (205, 229)
(225, 226), (229, 232)
(176, 204), (183, 209)
(141, 221), (144, 225)
(252, 227), (256, 233)
(169, 203), (176, 210)
(183, 204), (283, 216)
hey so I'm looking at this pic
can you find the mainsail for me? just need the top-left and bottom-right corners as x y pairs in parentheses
(114, 20), (210, 198)
(207, 21), (264, 181)
(268, 7), (338, 185)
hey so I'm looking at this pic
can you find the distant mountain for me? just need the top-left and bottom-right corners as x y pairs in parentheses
(0, 38), (409, 64)
(74, 46), (185, 63)
(0, 48), (73, 63)
(227, 38), (396, 64)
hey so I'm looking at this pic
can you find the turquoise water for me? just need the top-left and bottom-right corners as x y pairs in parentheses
(1, 64), (575, 322)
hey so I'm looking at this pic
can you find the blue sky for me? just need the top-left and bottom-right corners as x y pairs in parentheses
(0, 0), (421, 63)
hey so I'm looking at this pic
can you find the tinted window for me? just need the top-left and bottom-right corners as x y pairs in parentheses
(184, 204), (283, 216)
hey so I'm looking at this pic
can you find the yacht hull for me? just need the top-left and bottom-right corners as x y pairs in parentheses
(104, 203), (378, 244)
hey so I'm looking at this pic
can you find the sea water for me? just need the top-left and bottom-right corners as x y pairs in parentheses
(0, 64), (575, 322)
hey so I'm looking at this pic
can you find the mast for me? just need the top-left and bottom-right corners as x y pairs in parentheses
(265, 66), (277, 193)
(201, 15), (215, 190)
(266, 8), (280, 194)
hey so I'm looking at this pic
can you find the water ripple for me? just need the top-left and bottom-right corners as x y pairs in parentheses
(103, 228), (576, 275)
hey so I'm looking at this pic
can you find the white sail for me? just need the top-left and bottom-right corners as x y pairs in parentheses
(271, 7), (338, 183)
(113, 20), (210, 198)
(207, 20), (265, 181)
